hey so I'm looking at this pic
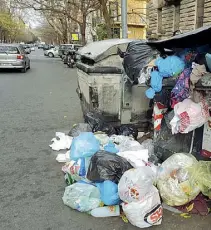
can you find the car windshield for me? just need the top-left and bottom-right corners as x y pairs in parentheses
(0, 46), (20, 54)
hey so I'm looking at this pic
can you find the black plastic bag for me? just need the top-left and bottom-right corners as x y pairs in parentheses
(68, 123), (92, 137)
(87, 151), (133, 183)
(85, 112), (116, 136)
(116, 125), (138, 140)
(123, 41), (158, 83)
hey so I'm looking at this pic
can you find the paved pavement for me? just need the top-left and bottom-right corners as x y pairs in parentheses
(0, 49), (210, 230)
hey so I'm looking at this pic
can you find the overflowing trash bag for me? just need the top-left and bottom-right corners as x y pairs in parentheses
(122, 186), (162, 228)
(96, 180), (121, 206)
(62, 183), (101, 212)
(116, 125), (138, 140)
(157, 153), (200, 206)
(68, 123), (92, 137)
(118, 167), (156, 203)
(70, 132), (100, 160)
(123, 40), (159, 83)
(87, 151), (133, 183)
(85, 112), (116, 136)
(189, 161), (211, 198)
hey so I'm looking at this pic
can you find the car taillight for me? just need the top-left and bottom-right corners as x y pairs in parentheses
(17, 55), (24, 60)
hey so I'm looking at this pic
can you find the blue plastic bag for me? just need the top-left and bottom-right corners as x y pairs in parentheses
(156, 56), (185, 77)
(104, 141), (119, 154)
(96, 180), (121, 205)
(70, 132), (100, 160)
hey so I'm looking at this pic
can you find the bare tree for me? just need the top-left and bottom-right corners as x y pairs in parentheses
(13, 0), (100, 44)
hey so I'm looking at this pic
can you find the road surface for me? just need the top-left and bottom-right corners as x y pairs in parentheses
(0, 49), (210, 230)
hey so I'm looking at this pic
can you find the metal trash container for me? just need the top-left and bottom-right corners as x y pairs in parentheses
(76, 39), (150, 128)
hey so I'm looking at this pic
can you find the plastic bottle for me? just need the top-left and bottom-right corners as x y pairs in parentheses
(90, 205), (120, 217)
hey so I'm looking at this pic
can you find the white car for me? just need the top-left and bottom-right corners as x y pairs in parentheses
(44, 47), (59, 58)
(31, 47), (35, 51)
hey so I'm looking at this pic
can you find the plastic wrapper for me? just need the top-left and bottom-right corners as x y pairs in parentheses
(96, 180), (120, 206)
(94, 134), (109, 146)
(118, 167), (155, 203)
(122, 186), (162, 228)
(70, 132), (100, 160)
(116, 125), (138, 140)
(62, 183), (101, 212)
(117, 150), (149, 168)
(87, 151), (133, 183)
(189, 161), (211, 198)
(157, 153), (200, 206)
(49, 132), (73, 151)
(68, 123), (92, 137)
(116, 139), (144, 152)
(62, 157), (91, 181)
(85, 112), (116, 136)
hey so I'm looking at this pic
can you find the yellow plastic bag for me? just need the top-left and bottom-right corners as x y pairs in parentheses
(189, 161), (211, 198)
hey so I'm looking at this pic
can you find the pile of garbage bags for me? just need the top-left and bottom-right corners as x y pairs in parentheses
(49, 122), (211, 228)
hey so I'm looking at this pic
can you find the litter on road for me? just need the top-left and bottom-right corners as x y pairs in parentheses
(50, 26), (211, 228)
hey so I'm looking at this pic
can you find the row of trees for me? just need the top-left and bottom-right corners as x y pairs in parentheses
(13, 0), (114, 44)
(0, 0), (37, 43)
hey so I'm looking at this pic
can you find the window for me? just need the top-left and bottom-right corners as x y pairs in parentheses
(112, 28), (120, 38)
(0, 46), (20, 54)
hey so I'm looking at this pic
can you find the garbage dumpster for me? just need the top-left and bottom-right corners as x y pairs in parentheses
(76, 39), (150, 130)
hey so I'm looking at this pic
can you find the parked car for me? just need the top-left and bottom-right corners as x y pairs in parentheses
(44, 47), (59, 58)
(22, 44), (31, 54)
(58, 44), (82, 58)
(38, 44), (43, 49)
(0, 43), (30, 73)
(31, 47), (35, 51)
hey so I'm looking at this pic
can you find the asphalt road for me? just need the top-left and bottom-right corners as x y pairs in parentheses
(0, 49), (210, 230)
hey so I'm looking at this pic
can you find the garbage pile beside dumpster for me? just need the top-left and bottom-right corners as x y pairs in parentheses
(50, 26), (211, 228)
(50, 124), (211, 228)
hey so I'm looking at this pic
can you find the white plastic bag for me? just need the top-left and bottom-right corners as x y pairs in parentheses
(118, 167), (155, 203)
(117, 149), (149, 168)
(56, 150), (70, 163)
(50, 132), (73, 151)
(157, 153), (200, 206)
(170, 99), (209, 134)
(122, 186), (162, 228)
(62, 183), (101, 212)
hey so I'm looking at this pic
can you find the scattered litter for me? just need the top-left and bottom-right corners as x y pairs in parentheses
(56, 151), (70, 163)
(50, 132), (73, 151)
(90, 205), (120, 217)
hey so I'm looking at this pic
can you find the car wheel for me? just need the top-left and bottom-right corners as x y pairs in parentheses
(48, 52), (54, 58)
(28, 62), (31, 70)
(21, 65), (27, 73)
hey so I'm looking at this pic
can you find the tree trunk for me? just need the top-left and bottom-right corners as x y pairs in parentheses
(100, 1), (112, 38)
(80, 15), (87, 45)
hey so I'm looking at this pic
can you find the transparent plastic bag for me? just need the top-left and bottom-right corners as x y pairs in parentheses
(118, 167), (155, 203)
(122, 186), (162, 228)
(62, 183), (101, 212)
(70, 132), (100, 160)
(157, 153), (200, 206)
(189, 161), (211, 198)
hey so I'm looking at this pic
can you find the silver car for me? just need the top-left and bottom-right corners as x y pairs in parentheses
(0, 44), (30, 73)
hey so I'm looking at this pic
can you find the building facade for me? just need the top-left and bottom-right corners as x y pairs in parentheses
(86, 0), (147, 43)
(147, 0), (211, 39)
